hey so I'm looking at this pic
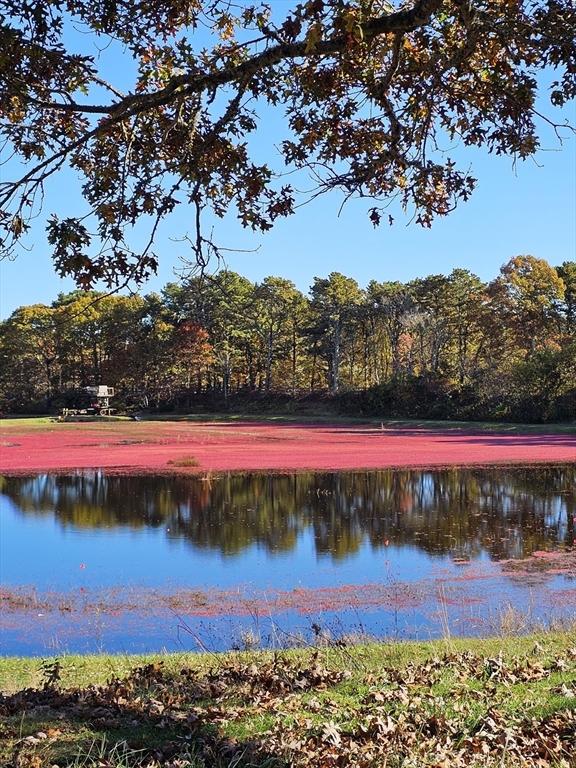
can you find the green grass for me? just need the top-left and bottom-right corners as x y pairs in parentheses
(0, 415), (57, 428)
(1, 633), (575, 767)
(2, 412), (575, 433)
(0, 652), (201, 693)
(2, 633), (573, 692)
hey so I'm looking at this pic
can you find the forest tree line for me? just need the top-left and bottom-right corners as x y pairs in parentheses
(1, 254), (575, 422)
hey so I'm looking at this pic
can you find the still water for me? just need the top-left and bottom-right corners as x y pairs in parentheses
(1, 466), (575, 655)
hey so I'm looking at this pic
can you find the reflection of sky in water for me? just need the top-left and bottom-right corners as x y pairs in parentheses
(1, 466), (574, 595)
(1, 465), (575, 656)
(1, 574), (573, 657)
(544, 497), (568, 538)
(2, 493), (444, 591)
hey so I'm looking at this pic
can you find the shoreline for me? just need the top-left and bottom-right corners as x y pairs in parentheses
(1, 632), (575, 767)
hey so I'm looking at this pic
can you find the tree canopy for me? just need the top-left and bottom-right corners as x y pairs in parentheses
(1, 0), (574, 288)
(1, 255), (574, 421)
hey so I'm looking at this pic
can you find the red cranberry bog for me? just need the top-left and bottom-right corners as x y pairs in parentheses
(1, 417), (575, 474)
(1, 416), (575, 655)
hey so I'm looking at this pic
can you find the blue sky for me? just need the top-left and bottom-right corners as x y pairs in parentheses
(1, 19), (575, 318)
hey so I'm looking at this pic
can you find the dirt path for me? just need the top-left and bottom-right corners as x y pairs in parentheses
(1, 420), (575, 473)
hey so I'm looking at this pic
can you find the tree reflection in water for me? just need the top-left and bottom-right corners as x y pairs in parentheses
(1, 466), (574, 562)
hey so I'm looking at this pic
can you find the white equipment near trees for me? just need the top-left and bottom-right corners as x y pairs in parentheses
(84, 385), (115, 412)
(61, 385), (116, 417)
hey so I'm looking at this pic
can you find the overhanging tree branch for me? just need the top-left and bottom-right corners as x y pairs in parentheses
(18, 0), (443, 120)
(0, 0), (574, 288)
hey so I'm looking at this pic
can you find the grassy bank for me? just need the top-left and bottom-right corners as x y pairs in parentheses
(2, 413), (575, 434)
(1, 633), (575, 767)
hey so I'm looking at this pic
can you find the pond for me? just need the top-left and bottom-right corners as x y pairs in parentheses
(1, 466), (575, 655)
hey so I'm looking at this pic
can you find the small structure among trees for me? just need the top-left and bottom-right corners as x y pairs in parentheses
(61, 385), (115, 417)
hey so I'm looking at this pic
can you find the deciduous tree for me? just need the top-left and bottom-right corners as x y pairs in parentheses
(557, 261), (576, 331)
(494, 255), (566, 352)
(1, 0), (574, 287)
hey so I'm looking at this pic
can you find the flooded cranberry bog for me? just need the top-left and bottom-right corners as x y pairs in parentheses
(1, 455), (575, 654)
(1, 418), (576, 473)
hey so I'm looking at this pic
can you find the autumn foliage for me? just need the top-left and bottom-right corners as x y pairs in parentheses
(1, 643), (576, 767)
(0, 0), (574, 285)
(0, 255), (574, 422)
